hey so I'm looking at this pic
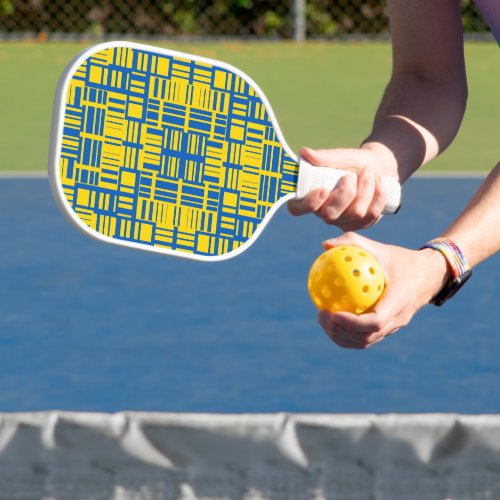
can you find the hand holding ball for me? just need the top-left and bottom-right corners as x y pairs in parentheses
(308, 245), (385, 314)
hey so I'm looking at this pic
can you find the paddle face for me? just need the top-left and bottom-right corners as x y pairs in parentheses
(49, 41), (299, 261)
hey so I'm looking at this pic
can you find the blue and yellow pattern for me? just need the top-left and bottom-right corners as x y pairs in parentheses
(59, 45), (298, 257)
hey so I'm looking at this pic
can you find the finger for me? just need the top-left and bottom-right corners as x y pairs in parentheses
(322, 326), (366, 349)
(316, 172), (357, 224)
(330, 168), (378, 231)
(337, 217), (382, 233)
(327, 325), (383, 349)
(319, 311), (374, 349)
(322, 231), (370, 251)
(332, 296), (402, 340)
(299, 147), (328, 167)
(330, 316), (392, 348)
(288, 188), (330, 216)
(345, 167), (376, 220)
(361, 176), (387, 225)
(330, 311), (385, 335)
(369, 176), (387, 214)
(319, 309), (395, 348)
(332, 337), (365, 349)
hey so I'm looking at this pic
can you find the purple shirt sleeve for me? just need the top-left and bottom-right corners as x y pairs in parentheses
(473, 0), (500, 45)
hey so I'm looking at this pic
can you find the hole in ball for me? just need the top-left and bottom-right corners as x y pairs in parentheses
(362, 285), (369, 293)
(352, 269), (360, 277)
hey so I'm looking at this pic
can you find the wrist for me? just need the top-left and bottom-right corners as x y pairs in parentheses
(420, 238), (472, 306)
(360, 141), (399, 179)
(418, 248), (452, 303)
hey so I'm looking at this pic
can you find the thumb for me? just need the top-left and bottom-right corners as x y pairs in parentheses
(300, 147), (368, 171)
(322, 231), (371, 250)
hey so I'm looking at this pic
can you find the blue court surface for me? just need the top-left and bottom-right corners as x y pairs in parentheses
(0, 176), (498, 413)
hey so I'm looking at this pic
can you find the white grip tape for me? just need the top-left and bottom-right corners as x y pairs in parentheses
(295, 159), (401, 214)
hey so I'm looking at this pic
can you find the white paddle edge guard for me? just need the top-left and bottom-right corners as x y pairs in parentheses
(48, 41), (302, 263)
(296, 159), (402, 214)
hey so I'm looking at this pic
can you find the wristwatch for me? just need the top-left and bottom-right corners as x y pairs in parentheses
(421, 238), (472, 306)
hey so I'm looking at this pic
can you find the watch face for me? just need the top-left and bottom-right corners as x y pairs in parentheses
(432, 269), (472, 306)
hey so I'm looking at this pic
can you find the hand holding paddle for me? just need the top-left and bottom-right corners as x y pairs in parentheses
(49, 41), (401, 261)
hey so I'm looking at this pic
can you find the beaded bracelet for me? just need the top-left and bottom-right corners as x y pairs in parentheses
(420, 237), (472, 306)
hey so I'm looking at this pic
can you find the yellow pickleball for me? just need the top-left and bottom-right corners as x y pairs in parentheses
(308, 245), (385, 314)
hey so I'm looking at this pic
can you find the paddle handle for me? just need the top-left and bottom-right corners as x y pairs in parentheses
(295, 159), (401, 214)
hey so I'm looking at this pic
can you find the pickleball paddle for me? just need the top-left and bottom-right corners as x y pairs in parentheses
(49, 41), (401, 261)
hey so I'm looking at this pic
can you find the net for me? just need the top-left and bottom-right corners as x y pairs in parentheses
(1, 412), (500, 499)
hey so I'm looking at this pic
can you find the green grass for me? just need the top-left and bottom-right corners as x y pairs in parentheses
(0, 41), (497, 172)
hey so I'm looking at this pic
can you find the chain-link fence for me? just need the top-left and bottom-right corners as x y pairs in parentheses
(0, 0), (491, 40)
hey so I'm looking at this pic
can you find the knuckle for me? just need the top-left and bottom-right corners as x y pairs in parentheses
(358, 172), (373, 189)
(288, 200), (310, 216)
(326, 215), (341, 226)
(366, 205), (382, 220)
(339, 174), (356, 194)
(323, 212), (337, 224)
(371, 319), (385, 332)
(341, 182), (356, 198)
(287, 201), (301, 215)
(358, 338), (371, 349)
(319, 207), (340, 225)
(350, 204), (367, 219)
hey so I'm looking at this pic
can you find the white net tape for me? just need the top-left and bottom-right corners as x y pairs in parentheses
(0, 412), (500, 499)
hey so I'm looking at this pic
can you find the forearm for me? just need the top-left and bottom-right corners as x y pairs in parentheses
(413, 163), (500, 306)
(363, 73), (467, 182)
(441, 162), (500, 267)
(361, 0), (467, 183)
